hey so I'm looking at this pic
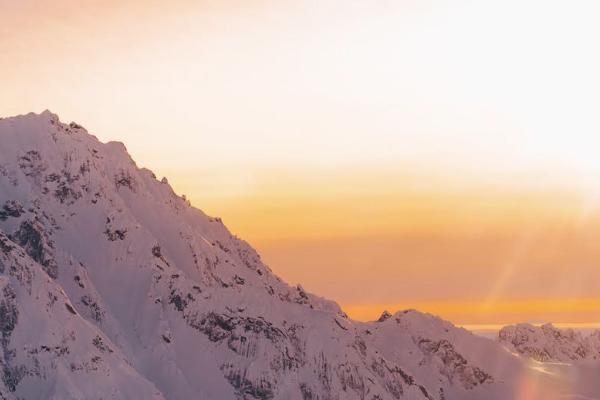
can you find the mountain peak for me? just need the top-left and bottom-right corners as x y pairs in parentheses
(0, 111), (533, 400)
(40, 109), (58, 119)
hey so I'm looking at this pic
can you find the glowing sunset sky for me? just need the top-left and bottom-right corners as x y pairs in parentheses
(3, 0), (600, 325)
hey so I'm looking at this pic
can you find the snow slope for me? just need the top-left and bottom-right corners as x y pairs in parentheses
(0, 231), (165, 400)
(0, 110), (561, 399)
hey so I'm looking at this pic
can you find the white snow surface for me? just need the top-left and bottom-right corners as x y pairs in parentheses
(0, 110), (591, 399)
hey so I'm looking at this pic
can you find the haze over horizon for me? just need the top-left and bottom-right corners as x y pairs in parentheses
(3, 0), (600, 326)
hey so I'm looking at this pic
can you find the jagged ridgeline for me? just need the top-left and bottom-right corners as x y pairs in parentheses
(499, 323), (600, 363)
(0, 111), (525, 399)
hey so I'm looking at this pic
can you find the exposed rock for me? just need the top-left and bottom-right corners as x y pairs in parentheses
(11, 220), (57, 279)
(378, 310), (392, 323)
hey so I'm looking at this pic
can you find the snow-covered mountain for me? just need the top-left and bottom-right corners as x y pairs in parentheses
(0, 110), (559, 399)
(499, 323), (600, 362)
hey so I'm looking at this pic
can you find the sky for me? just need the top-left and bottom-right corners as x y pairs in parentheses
(2, 0), (600, 325)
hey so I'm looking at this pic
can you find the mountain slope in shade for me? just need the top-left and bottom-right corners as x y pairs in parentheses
(499, 323), (600, 362)
(0, 231), (165, 400)
(0, 110), (552, 399)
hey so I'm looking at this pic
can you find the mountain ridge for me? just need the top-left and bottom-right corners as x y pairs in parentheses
(499, 322), (600, 362)
(0, 110), (562, 399)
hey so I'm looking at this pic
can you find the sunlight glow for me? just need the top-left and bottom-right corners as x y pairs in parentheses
(2, 0), (600, 325)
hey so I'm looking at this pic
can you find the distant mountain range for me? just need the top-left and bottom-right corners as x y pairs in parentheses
(0, 111), (598, 399)
(499, 322), (600, 362)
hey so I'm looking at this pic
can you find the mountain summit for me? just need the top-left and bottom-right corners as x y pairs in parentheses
(0, 111), (536, 399)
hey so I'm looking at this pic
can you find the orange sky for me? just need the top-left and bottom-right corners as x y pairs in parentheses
(196, 172), (600, 325)
(3, 0), (600, 325)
